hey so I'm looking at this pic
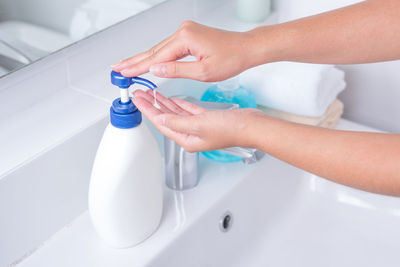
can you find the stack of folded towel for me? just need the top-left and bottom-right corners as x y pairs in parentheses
(239, 62), (345, 128)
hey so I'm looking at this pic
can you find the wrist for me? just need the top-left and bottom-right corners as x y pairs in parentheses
(245, 25), (292, 67)
(234, 109), (270, 149)
(241, 110), (291, 153)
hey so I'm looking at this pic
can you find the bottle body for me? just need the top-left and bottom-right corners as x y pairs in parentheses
(89, 122), (163, 248)
(201, 79), (257, 162)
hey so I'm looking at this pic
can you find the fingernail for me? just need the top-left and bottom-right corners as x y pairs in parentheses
(120, 70), (129, 76)
(111, 62), (122, 68)
(150, 64), (166, 77)
(154, 115), (166, 126)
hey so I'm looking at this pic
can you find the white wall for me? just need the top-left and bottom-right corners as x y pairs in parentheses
(339, 63), (400, 133)
(275, 0), (400, 133)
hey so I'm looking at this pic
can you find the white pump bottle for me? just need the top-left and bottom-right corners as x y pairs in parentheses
(88, 71), (163, 248)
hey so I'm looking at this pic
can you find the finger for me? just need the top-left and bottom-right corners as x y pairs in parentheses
(155, 113), (201, 135)
(156, 123), (205, 153)
(112, 51), (150, 72)
(134, 96), (202, 147)
(149, 60), (211, 81)
(133, 97), (188, 140)
(155, 114), (209, 152)
(135, 96), (208, 152)
(145, 90), (191, 115)
(112, 51), (148, 72)
(133, 90), (172, 114)
(112, 34), (174, 72)
(120, 40), (188, 77)
(170, 97), (206, 115)
(132, 96), (163, 117)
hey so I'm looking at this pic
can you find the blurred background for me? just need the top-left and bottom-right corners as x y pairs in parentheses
(0, 0), (166, 76)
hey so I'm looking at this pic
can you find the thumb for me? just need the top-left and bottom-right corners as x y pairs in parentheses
(155, 114), (200, 135)
(150, 61), (208, 81)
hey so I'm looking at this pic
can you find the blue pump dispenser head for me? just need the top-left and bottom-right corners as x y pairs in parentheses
(109, 71), (157, 129)
(111, 71), (157, 89)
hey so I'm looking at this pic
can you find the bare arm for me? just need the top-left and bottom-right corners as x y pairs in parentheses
(133, 91), (400, 196)
(250, 115), (400, 196)
(113, 0), (400, 80)
(249, 0), (400, 66)
(114, 0), (400, 196)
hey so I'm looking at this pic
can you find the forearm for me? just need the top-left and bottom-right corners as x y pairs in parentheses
(246, 0), (400, 67)
(246, 114), (400, 196)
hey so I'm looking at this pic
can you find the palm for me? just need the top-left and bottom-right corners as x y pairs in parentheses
(132, 89), (206, 150)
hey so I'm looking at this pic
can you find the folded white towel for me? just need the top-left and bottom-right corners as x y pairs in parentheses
(239, 62), (346, 117)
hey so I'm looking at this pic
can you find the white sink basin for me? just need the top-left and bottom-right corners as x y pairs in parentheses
(15, 119), (400, 267)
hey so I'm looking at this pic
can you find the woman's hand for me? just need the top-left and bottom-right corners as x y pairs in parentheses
(133, 90), (400, 196)
(132, 90), (264, 152)
(112, 21), (255, 82)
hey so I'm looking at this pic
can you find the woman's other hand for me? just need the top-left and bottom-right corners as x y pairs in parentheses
(112, 21), (256, 82)
(132, 90), (264, 152)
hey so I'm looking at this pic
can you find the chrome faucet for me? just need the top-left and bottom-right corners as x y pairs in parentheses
(164, 96), (265, 191)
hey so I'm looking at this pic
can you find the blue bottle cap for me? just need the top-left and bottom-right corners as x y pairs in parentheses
(110, 98), (142, 129)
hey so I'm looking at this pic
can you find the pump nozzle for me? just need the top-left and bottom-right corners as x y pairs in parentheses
(111, 71), (157, 103)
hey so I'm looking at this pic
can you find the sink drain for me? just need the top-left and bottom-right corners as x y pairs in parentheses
(219, 211), (233, 233)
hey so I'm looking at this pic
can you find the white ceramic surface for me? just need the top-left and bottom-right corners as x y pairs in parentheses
(0, 2), (224, 265)
(15, 120), (400, 267)
(2, 0), (399, 266)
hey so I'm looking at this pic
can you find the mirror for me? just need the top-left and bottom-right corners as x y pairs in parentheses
(0, 0), (166, 77)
